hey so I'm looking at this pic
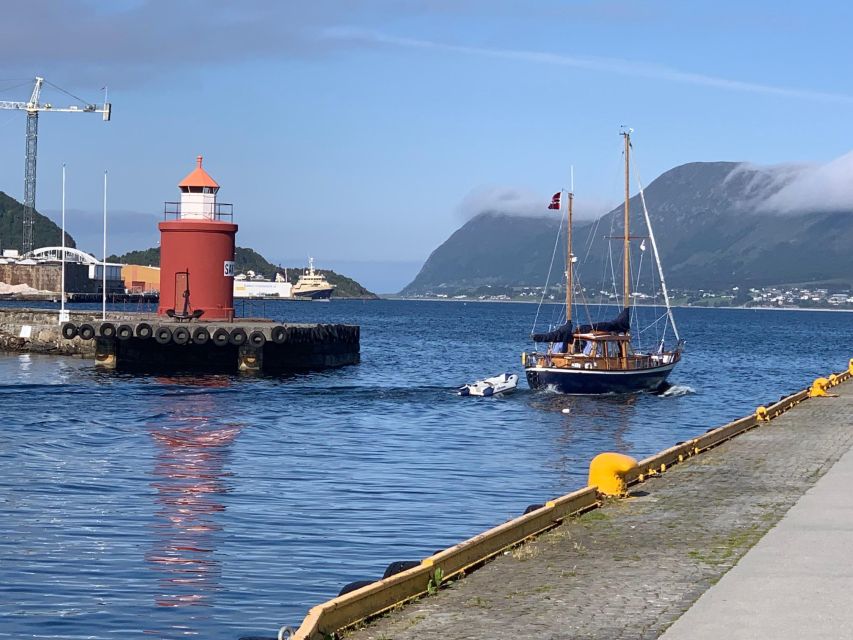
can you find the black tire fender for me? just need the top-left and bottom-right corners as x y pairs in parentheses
(173, 326), (191, 345)
(154, 326), (173, 344)
(79, 324), (95, 340)
(382, 560), (420, 579)
(212, 328), (230, 347)
(61, 322), (78, 339)
(136, 322), (153, 339)
(229, 328), (247, 346)
(337, 580), (374, 597)
(271, 325), (287, 344)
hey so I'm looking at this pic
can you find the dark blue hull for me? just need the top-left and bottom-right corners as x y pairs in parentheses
(293, 288), (334, 300)
(525, 362), (676, 395)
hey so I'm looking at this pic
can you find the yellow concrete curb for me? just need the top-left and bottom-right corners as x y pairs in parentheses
(283, 366), (851, 640)
(288, 486), (598, 639)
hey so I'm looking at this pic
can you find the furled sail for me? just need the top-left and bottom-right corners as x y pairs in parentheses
(532, 321), (574, 343)
(576, 308), (631, 335)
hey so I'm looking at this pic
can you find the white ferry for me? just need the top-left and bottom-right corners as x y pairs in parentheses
(233, 258), (335, 300)
(234, 271), (292, 299)
(292, 257), (335, 300)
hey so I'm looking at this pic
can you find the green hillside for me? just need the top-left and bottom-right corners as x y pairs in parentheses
(0, 191), (75, 253)
(108, 245), (377, 298)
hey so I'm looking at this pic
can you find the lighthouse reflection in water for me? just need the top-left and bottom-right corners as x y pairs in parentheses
(145, 375), (242, 633)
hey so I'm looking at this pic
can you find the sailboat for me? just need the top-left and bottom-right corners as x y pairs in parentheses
(522, 129), (683, 395)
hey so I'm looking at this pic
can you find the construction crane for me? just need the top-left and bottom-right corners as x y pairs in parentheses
(0, 77), (111, 253)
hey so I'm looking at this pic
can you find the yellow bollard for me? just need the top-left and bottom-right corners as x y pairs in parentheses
(848, 359), (853, 376)
(755, 406), (769, 421)
(810, 377), (829, 398)
(588, 452), (638, 497)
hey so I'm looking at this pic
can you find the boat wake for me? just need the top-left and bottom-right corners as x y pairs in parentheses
(657, 384), (695, 398)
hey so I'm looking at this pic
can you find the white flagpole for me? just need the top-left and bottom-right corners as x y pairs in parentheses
(60, 164), (67, 322)
(102, 170), (107, 320)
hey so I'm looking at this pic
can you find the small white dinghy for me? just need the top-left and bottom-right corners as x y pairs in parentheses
(459, 373), (519, 397)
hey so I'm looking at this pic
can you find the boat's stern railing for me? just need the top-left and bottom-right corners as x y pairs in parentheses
(522, 351), (547, 368)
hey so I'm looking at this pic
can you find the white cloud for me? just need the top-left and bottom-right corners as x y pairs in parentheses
(324, 28), (853, 105)
(756, 151), (853, 213)
(726, 152), (853, 214)
(456, 185), (613, 220)
(456, 186), (545, 219)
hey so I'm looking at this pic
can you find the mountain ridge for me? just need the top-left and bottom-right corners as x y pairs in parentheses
(402, 161), (853, 294)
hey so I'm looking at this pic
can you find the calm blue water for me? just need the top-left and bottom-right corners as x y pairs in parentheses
(1, 300), (851, 639)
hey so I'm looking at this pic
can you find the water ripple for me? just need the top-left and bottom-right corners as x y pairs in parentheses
(1, 301), (850, 638)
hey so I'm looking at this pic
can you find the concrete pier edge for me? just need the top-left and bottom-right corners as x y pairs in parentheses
(0, 307), (360, 372)
(282, 364), (853, 640)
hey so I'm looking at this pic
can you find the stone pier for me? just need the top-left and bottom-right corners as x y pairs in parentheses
(0, 308), (360, 373)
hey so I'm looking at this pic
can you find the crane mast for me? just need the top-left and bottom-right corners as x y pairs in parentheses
(0, 77), (111, 253)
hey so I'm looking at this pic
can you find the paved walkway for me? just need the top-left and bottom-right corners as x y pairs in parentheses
(660, 429), (853, 639)
(346, 382), (853, 640)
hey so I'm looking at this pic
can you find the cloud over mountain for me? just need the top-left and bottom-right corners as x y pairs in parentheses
(756, 151), (853, 214)
(456, 185), (614, 221)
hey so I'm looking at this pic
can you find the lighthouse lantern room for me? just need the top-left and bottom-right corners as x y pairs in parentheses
(158, 156), (238, 321)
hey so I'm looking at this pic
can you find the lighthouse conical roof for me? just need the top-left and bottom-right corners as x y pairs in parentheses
(178, 155), (219, 189)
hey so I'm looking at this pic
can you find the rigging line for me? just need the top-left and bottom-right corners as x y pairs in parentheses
(634, 249), (645, 297)
(43, 79), (94, 106)
(607, 236), (619, 309)
(634, 250), (645, 352)
(0, 80), (32, 95)
(569, 256), (594, 328)
(0, 112), (19, 129)
(597, 197), (620, 320)
(632, 154), (680, 343)
(653, 264), (665, 347)
(648, 237), (661, 346)
(532, 204), (565, 335)
(582, 209), (602, 262)
(598, 237), (611, 317)
(636, 311), (669, 334)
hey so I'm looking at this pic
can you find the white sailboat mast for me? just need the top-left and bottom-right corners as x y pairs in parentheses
(637, 179), (680, 342)
(566, 168), (574, 323)
(622, 129), (631, 309)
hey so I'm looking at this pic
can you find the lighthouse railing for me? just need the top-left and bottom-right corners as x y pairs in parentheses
(163, 201), (234, 221)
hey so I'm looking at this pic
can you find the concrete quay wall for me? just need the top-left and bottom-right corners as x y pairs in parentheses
(0, 308), (138, 357)
(284, 369), (853, 640)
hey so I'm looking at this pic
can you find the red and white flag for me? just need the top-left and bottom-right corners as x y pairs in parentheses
(547, 192), (561, 210)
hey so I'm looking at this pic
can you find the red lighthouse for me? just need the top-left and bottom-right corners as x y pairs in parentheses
(158, 156), (238, 321)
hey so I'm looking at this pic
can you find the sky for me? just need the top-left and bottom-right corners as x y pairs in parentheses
(0, 1), (852, 292)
